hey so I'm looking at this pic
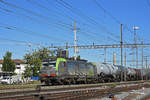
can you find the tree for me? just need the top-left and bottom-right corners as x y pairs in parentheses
(77, 56), (81, 60)
(31, 57), (42, 76)
(24, 48), (56, 77)
(24, 65), (32, 77)
(2, 51), (16, 73)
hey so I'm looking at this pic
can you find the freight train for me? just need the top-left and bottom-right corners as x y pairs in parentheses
(39, 57), (149, 85)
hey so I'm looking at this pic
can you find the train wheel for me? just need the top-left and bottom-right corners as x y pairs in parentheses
(108, 79), (111, 82)
(101, 79), (105, 83)
(59, 81), (63, 85)
(68, 80), (71, 85)
(100, 72), (105, 78)
(45, 81), (51, 86)
(72, 79), (76, 84)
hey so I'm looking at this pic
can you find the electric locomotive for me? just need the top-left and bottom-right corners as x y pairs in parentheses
(39, 57), (97, 85)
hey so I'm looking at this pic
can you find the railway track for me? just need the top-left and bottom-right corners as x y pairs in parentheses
(0, 80), (149, 100)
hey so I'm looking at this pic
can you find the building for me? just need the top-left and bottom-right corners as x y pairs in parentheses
(0, 59), (27, 75)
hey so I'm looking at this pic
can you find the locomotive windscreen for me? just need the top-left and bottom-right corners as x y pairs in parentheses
(42, 61), (56, 67)
(41, 61), (56, 75)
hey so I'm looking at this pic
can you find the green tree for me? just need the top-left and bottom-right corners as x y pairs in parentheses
(2, 51), (16, 73)
(77, 56), (81, 60)
(32, 57), (42, 76)
(24, 53), (32, 64)
(24, 48), (56, 77)
(24, 65), (32, 77)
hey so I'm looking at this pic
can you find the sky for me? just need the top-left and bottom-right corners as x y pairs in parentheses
(0, 0), (149, 68)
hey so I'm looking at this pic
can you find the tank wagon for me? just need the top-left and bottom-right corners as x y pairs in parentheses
(126, 67), (136, 80)
(115, 65), (137, 81)
(94, 63), (119, 82)
(141, 68), (150, 80)
(40, 58), (97, 85)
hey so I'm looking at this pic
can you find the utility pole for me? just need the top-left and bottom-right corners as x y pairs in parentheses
(124, 48), (126, 81)
(113, 52), (116, 65)
(133, 26), (139, 80)
(145, 56), (148, 80)
(121, 24), (123, 81)
(104, 48), (106, 63)
(141, 41), (143, 80)
(132, 48), (135, 68)
(74, 21), (78, 60)
(66, 42), (69, 58)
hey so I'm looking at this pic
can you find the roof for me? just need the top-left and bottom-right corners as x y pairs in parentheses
(0, 59), (25, 64)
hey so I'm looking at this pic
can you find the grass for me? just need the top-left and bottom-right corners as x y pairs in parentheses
(0, 84), (36, 89)
(109, 83), (116, 89)
(0, 80), (41, 89)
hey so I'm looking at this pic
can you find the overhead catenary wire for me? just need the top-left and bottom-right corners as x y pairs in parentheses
(92, 0), (137, 67)
(92, 0), (121, 24)
(0, 9), (90, 47)
(0, 36), (27, 44)
(80, 31), (119, 44)
(4, 0), (129, 45)
(0, 0), (72, 29)
(54, 0), (120, 40)
(39, 0), (118, 44)
(26, 0), (73, 27)
(48, 0), (112, 43)
(49, 0), (99, 30)
(80, 48), (114, 62)
(0, 0), (142, 62)
(58, 0), (120, 40)
(0, 35), (41, 47)
(37, 0), (118, 45)
(0, 2), (126, 46)
(25, 0), (100, 45)
(0, 22), (66, 42)
(55, 0), (100, 25)
(0, 1), (93, 44)
(92, 0), (133, 44)
(0, 6), (75, 43)
(53, 0), (109, 41)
